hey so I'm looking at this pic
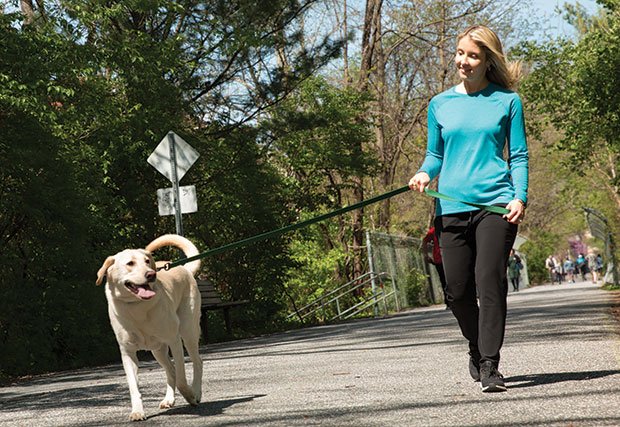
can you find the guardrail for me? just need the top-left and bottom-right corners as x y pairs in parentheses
(287, 272), (395, 323)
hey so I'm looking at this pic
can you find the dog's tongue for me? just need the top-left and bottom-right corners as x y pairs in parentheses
(136, 285), (156, 299)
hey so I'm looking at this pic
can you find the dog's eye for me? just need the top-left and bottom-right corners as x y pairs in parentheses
(145, 258), (150, 265)
(126, 261), (135, 266)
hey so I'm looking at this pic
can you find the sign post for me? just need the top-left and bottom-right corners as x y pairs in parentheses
(167, 132), (183, 235)
(584, 207), (619, 286)
(148, 131), (200, 236)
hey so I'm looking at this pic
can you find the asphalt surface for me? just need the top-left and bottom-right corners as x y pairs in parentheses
(1, 280), (619, 426)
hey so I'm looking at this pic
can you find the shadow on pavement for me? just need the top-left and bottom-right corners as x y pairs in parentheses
(0, 383), (126, 411)
(506, 369), (620, 389)
(149, 394), (266, 419)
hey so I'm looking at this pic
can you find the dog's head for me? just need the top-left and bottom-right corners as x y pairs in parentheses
(96, 249), (159, 301)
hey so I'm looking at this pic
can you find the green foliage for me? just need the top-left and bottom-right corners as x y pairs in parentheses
(0, 0), (344, 378)
(260, 76), (380, 320)
(513, 2), (620, 289)
(405, 267), (430, 307)
(517, 4), (620, 178)
(0, 13), (120, 379)
(519, 231), (561, 284)
(265, 76), (378, 205)
(284, 230), (348, 323)
(185, 125), (294, 334)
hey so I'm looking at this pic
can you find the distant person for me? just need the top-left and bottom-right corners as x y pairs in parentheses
(422, 226), (449, 309)
(587, 250), (599, 283)
(408, 25), (527, 393)
(563, 256), (576, 283)
(595, 254), (604, 279)
(553, 256), (563, 284)
(507, 249), (523, 291)
(575, 253), (587, 281)
(545, 255), (556, 284)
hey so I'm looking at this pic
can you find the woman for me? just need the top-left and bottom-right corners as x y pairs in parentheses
(409, 25), (528, 393)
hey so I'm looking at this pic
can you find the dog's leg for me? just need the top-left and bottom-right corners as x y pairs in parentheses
(169, 337), (198, 406)
(120, 350), (146, 421)
(183, 337), (203, 403)
(179, 308), (203, 403)
(151, 344), (177, 409)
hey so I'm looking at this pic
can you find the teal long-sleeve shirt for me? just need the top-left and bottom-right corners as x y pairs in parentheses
(418, 83), (529, 216)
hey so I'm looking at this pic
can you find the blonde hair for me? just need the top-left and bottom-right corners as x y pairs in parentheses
(458, 25), (522, 90)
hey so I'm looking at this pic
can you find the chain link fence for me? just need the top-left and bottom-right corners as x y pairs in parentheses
(365, 231), (444, 310)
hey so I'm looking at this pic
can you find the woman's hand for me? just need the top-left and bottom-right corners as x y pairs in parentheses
(504, 199), (526, 224)
(408, 172), (430, 193)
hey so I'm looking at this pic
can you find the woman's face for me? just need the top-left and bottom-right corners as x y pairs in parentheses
(455, 36), (488, 85)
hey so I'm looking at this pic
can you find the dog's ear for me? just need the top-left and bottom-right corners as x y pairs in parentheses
(96, 256), (115, 286)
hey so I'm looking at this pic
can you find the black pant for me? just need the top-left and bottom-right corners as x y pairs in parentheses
(510, 276), (519, 290)
(435, 209), (517, 365)
(433, 263), (449, 305)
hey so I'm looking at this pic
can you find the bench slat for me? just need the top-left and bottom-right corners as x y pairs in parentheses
(196, 279), (248, 308)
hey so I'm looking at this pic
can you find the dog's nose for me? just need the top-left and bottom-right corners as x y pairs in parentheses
(145, 270), (157, 282)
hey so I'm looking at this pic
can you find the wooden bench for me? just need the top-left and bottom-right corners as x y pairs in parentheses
(197, 279), (249, 343)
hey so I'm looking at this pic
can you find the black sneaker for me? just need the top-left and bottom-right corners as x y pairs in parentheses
(468, 352), (481, 381)
(480, 361), (507, 392)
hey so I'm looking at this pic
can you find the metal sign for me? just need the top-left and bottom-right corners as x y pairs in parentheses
(148, 131), (200, 236)
(157, 185), (198, 216)
(147, 132), (199, 183)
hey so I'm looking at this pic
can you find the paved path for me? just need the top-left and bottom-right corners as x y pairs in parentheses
(1, 280), (619, 426)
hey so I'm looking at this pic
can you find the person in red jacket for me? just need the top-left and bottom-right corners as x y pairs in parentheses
(422, 226), (449, 309)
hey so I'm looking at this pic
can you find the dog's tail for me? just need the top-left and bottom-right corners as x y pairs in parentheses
(145, 234), (201, 276)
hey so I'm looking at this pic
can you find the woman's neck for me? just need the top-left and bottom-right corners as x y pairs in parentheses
(458, 79), (490, 94)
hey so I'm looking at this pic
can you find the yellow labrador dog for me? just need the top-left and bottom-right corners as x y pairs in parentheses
(96, 234), (203, 421)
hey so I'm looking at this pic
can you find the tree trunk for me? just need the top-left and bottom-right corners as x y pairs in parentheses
(20, 0), (35, 24)
(350, 0), (383, 279)
(358, 0), (382, 93)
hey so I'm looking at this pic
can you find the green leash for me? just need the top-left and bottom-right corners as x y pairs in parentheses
(161, 185), (410, 270)
(161, 186), (509, 270)
(424, 188), (510, 215)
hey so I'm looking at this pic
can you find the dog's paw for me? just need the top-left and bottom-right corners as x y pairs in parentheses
(183, 393), (198, 406)
(129, 411), (147, 421)
(159, 398), (175, 409)
(192, 387), (202, 404)
(178, 385), (198, 406)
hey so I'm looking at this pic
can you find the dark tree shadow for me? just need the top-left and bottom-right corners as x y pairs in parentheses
(506, 370), (620, 389)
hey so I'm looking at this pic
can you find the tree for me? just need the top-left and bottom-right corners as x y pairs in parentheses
(0, 13), (119, 377)
(263, 76), (377, 284)
(518, 1), (620, 212)
(54, 0), (348, 330)
(0, 0), (347, 375)
(514, 1), (620, 280)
